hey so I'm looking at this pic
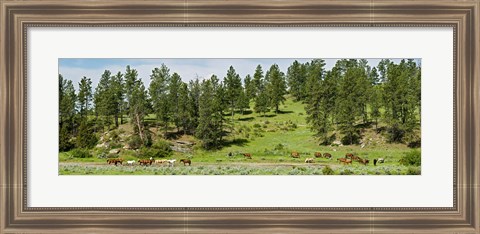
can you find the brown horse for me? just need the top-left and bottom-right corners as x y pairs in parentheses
(180, 159), (191, 166)
(337, 158), (352, 165)
(138, 159), (153, 166)
(314, 152), (322, 158)
(107, 158), (123, 166)
(358, 158), (369, 165)
(323, 153), (332, 159)
(291, 151), (300, 158)
(345, 153), (354, 159)
(243, 153), (252, 159)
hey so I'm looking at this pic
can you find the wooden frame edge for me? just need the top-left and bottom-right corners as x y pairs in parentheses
(1, 0), (478, 233)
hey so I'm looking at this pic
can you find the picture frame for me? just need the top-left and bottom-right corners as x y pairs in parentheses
(1, 0), (478, 233)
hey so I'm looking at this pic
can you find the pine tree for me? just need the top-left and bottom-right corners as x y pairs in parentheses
(223, 66), (242, 119)
(77, 76), (92, 118)
(177, 82), (192, 135)
(169, 72), (182, 132)
(196, 78), (223, 149)
(188, 78), (201, 134)
(59, 74), (77, 151)
(287, 60), (307, 101)
(265, 64), (287, 113)
(252, 65), (264, 96)
(244, 74), (255, 101)
(149, 64), (171, 136)
(111, 71), (125, 127)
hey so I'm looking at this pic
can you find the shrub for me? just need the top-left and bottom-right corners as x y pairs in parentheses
(76, 121), (98, 149)
(406, 167), (421, 175)
(59, 125), (74, 152)
(399, 150), (421, 166)
(138, 147), (160, 159)
(152, 139), (173, 157)
(128, 136), (143, 150)
(70, 148), (92, 158)
(253, 123), (261, 128)
(322, 166), (335, 175)
(274, 143), (284, 151)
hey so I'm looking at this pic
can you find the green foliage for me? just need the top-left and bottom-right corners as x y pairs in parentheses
(70, 148), (92, 158)
(152, 139), (173, 157)
(59, 124), (74, 152)
(322, 166), (335, 175)
(287, 60), (308, 101)
(77, 76), (92, 118)
(383, 59), (421, 142)
(128, 135), (143, 150)
(266, 64), (287, 113)
(399, 150), (421, 166)
(406, 167), (421, 175)
(196, 77), (224, 149)
(138, 145), (171, 159)
(75, 121), (98, 149)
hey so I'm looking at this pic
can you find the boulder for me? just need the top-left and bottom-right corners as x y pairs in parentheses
(123, 144), (132, 150)
(109, 149), (121, 154)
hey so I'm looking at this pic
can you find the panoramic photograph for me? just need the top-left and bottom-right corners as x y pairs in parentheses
(58, 58), (421, 175)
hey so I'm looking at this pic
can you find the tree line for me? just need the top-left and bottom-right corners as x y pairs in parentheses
(59, 59), (420, 151)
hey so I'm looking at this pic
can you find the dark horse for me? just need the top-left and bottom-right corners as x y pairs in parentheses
(180, 159), (191, 166)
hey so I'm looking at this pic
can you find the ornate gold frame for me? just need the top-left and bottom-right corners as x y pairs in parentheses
(1, 0), (479, 233)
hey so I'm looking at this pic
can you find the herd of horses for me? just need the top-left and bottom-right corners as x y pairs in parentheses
(238, 151), (385, 166)
(107, 157), (191, 167)
(106, 151), (385, 167)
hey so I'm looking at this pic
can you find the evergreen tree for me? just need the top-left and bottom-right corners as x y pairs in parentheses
(168, 72), (182, 132)
(223, 66), (242, 119)
(94, 70), (115, 130)
(252, 65), (264, 96)
(77, 76), (92, 118)
(336, 61), (364, 145)
(59, 74), (77, 151)
(129, 73), (149, 144)
(287, 60), (307, 101)
(188, 78), (201, 134)
(177, 82), (192, 135)
(244, 74), (255, 101)
(111, 71), (125, 127)
(265, 64), (287, 113)
(196, 78), (223, 149)
(149, 64), (171, 136)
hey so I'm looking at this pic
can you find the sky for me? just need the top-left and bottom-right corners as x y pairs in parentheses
(59, 58), (420, 91)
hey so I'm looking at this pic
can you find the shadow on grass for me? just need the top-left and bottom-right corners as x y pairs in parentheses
(238, 117), (255, 121)
(222, 138), (249, 147)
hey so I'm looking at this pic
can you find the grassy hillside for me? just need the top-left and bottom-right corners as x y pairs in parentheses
(59, 96), (420, 175)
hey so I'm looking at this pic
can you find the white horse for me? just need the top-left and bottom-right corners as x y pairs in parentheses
(126, 160), (135, 166)
(167, 159), (176, 167)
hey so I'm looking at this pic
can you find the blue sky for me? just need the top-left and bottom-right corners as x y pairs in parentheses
(59, 58), (420, 91)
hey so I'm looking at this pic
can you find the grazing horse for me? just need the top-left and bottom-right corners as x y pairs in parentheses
(352, 155), (361, 161)
(155, 159), (167, 164)
(323, 153), (332, 159)
(107, 158), (124, 166)
(373, 159), (378, 166)
(243, 153), (252, 159)
(126, 160), (135, 166)
(314, 152), (322, 158)
(180, 159), (191, 166)
(291, 151), (300, 158)
(345, 153), (354, 159)
(305, 158), (314, 163)
(358, 158), (369, 165)
(166, 159), (176, 167)
(138, 159), (153, 166)
(337, 158), (352, 165)
(377, 158), (385, 163)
